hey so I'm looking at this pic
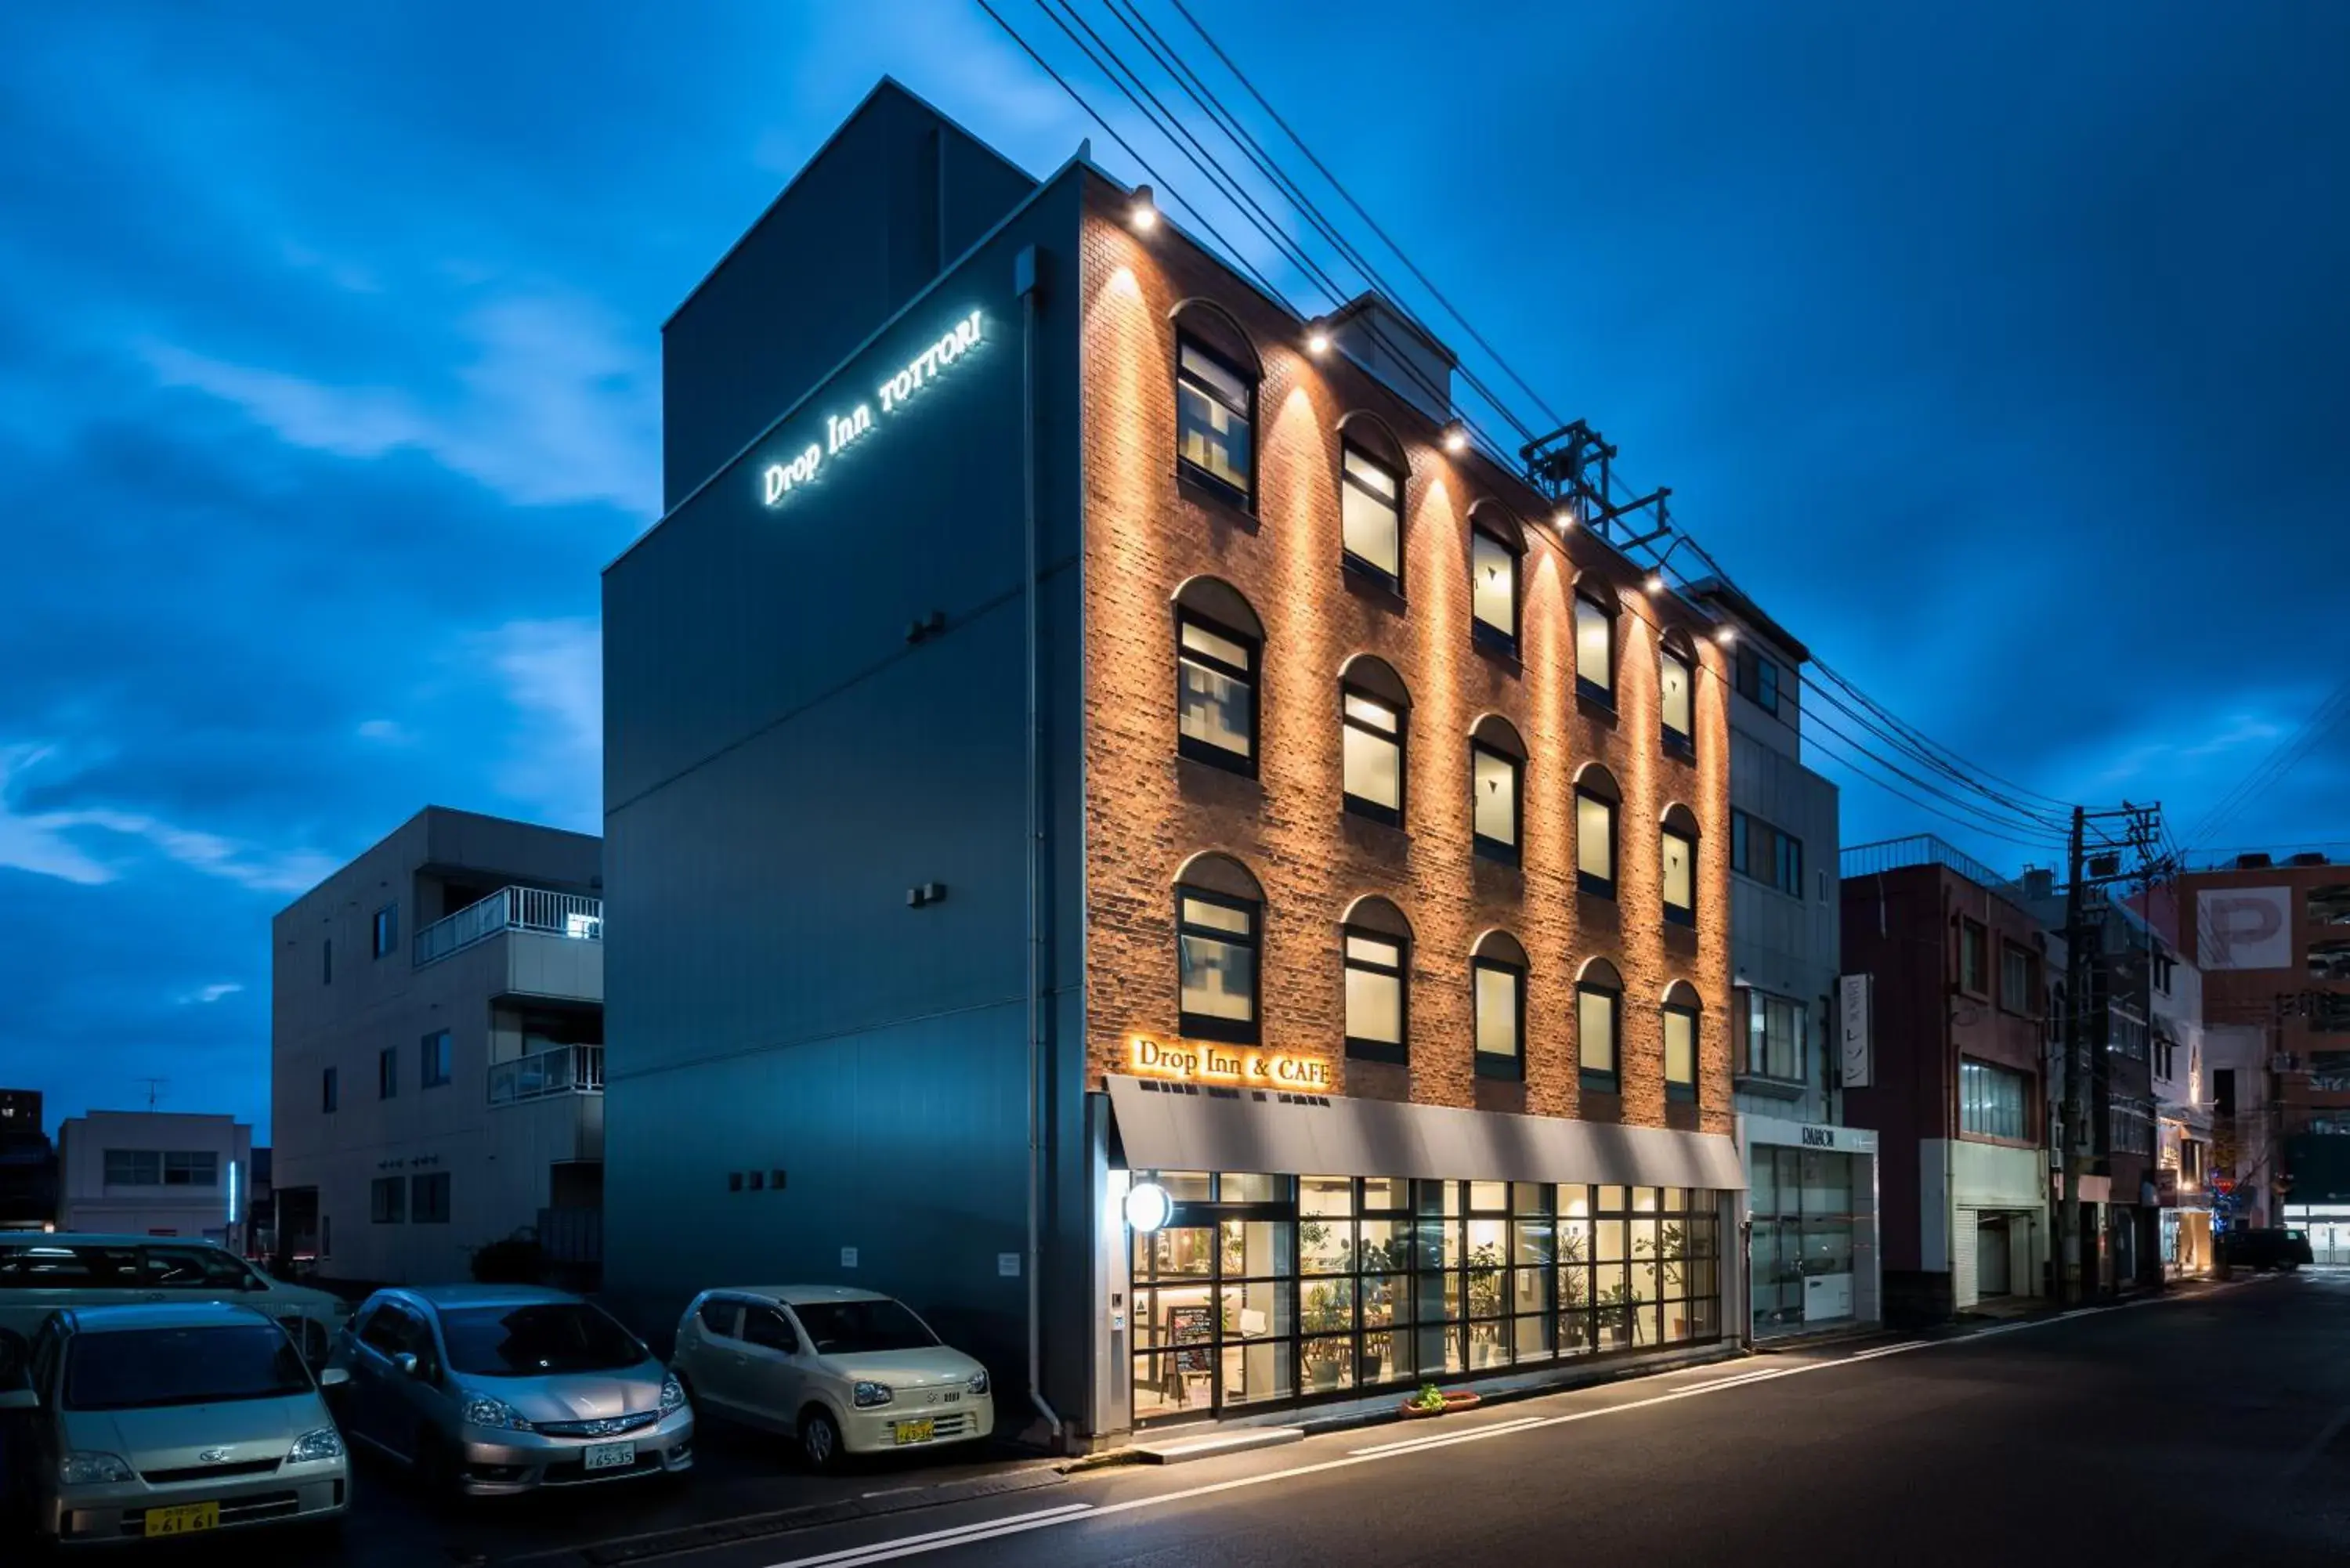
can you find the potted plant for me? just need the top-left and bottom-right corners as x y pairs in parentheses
(1399, 1379), (1480, 1419)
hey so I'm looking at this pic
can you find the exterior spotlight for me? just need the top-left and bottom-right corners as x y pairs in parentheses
(1715, 625), (1737, 646)
(1305, 319), (1331, 356)
(1125, 1181), (1173, 1233)
(1128, 186), (1158, 231)
(1441, 421), (1469, 455)
(1554, 506), (1578, 530)
(1643, 570), (1665, 594)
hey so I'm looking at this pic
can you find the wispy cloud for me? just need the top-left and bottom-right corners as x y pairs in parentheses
(0, 742), (335, 893)
(138, 292), (658, 515)
(179, 982), (244, 1005)
(479, 618), (602, 830)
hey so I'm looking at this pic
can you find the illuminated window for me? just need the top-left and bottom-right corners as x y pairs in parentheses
(1343, 898), (1412, 1064)
(1575, 767), (1619, 898)
(1473, 932), (1528, 1080)
(1578, 960), (1622, 1093)
(1664, 990), (1700, 1104)
(1175, 336), (1254, 504)
(1340, 658), (1410, 828)
(1176, 608), (1257, 774)
(1341, 443), (1404, 587)
(1574, 585), (1615, 703)
(1177, 854), (1264, 1044)
(1470, 511), (1521, 652)
(1472, 748), (1517, 857)
(1960, 1058), (2028, 1141)
(1659, 641), (1694, 753)
(1661, 810), (1697, 927)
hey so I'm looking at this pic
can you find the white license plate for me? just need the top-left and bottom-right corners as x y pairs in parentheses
(584, 1440), (637, 1472)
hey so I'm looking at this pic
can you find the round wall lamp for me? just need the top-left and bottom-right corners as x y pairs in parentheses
(1125, 1181), (1174, 1233)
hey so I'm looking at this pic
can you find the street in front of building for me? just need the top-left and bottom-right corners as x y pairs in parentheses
(284, 1274), (2348, 1568)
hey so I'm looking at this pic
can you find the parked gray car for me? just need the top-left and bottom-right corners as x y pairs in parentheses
(334, 1284), (692, 1496)
(0, 1301), (351, 1547)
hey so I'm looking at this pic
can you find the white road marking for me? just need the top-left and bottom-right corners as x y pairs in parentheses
(761, 1281), (2241, 1568)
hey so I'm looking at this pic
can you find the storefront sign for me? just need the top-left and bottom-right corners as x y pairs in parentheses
(1130, 1035), (1332, 1090)
(761, 310), (985, 507)
(1838, 974), (1873, 1089)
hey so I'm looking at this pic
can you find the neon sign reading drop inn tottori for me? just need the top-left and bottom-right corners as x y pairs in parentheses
(761, 310), (985, 506)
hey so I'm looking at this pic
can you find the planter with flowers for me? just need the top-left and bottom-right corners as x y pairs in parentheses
(1399, 1380), (1481, 1419)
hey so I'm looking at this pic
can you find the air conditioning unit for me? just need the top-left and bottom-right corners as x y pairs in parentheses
(2237, 853), (2273, 869)
(2290, 851), (2329, 867)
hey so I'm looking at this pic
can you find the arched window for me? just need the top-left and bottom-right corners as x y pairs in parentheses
(1661, 803), (1701, 928)
(1473, 930), (1528, 1080)
(1469, 503), (1524, 653)
(1577, 957), (1623, 1093)
(1170, 300), (1261, 507)
(1574, 575), (1618, 705)
(1337, 413), (1409, 591)
(1659, 630), (1695, 755)
(1174, 852), (1264, 1043)
(1470, 715), (1527, 865)
(1663, 981), (1702, 1104)
(1173, 578), (1264, 775)
(1340, 655), (1409, 826)
(1342, 895), (1412, 1063)
(1574, 763), (1620, 898)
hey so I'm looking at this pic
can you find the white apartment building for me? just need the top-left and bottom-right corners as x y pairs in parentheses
(55, 1110), (254, 1247)
(270, 807), (603, 1286)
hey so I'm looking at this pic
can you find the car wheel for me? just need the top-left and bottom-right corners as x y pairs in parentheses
(799, 1407), (844, 1472)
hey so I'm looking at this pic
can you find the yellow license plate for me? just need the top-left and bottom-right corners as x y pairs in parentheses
(894, 1418), (935, 1445)
(144, 1502), (220, 1537)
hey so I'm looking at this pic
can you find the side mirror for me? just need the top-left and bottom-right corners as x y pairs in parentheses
(0, 1388), (38, 1412)
(317, 1367), (352, 1391)
(393, 1353), (422, 1379)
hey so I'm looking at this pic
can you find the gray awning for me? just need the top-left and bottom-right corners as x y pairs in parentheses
(1106, 1076), (1746, 1190)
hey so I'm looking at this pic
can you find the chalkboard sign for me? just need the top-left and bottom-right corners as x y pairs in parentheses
(1166, 1304), (1214, 1373)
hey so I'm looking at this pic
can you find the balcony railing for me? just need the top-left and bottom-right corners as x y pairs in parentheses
(414, 886), (602, 966)
(489, 1043), (605, 1105)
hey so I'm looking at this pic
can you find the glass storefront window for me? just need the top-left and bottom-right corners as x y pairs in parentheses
(1750, 1143), (1860, 1337)
(1126, 1169), (1724, 1422)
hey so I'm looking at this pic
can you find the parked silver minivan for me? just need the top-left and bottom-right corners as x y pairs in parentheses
(0, 1235), (351, 1367)
(336, 1284), (692, 1496)
(1, 1302), (352, 1547)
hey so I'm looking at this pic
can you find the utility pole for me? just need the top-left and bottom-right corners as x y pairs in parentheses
(2057, 807), (2087, 1306)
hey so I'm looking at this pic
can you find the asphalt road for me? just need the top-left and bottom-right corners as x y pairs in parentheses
(18, 1274), (2348, 1566)
(585, 1273), (2350, 1568)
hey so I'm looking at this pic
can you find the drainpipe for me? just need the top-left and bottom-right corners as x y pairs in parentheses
(1017, 244), (1065, 1447)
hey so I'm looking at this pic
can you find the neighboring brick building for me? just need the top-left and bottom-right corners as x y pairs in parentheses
(2178, 854), (2350, 1251)
(1842, 837), (2055, 1323)
(603, 81), (1752, 1449)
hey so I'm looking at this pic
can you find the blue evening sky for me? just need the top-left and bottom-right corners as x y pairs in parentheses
(2, 2), (2343, 1139)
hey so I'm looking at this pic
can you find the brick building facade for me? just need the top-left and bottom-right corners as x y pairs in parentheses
(605, 81), (1757, 1449)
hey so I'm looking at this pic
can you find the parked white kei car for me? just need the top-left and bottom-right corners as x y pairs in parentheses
(0, 1234), (351, 1368)
(671, 1287), (992, 1469)
(0, 1302), (352, 1548)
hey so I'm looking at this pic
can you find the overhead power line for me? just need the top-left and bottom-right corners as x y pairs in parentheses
(980, 0), (2106, 866)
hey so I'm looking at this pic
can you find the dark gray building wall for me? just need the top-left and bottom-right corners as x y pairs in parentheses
(660, 79), (1037, 510)
(605, 120), (1091, 1424)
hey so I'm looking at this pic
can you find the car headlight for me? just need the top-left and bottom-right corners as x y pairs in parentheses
(289, 1426), (345, 1464)
(967, 1370), (990, 1396)
(461, 1394), (535, 1432)
(851, 1381), (894, 1409)
(660, 1373), (687, 1414)
(60, 1451), (133, 1487)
